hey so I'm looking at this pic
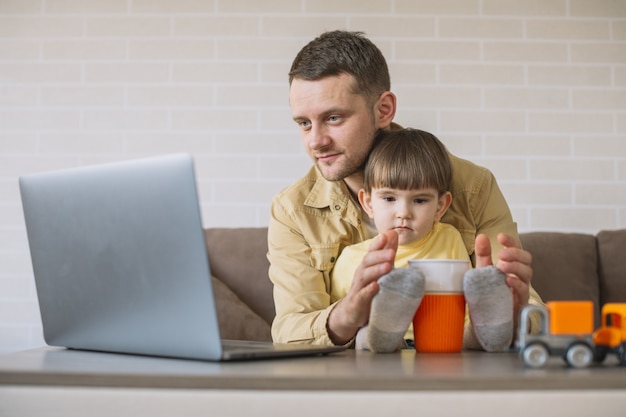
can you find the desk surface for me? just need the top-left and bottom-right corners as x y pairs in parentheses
(1, 347), (625, 391)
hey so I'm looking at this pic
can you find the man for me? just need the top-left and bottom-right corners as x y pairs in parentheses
(268, 30), (542, 347)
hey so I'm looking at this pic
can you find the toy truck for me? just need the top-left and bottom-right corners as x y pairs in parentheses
(517, 301), (626, 368)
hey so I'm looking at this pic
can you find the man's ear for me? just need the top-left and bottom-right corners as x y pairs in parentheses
(358, 189), (374, 218)
(435, 191), (452, 221)
(375, 91), (396, 129)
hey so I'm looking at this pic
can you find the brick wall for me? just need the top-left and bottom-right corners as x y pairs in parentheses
(1, 0), (625, 352)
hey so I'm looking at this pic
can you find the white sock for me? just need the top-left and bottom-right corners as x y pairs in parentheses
(356, 268), (425, 353)
(463, 266), (513, 352)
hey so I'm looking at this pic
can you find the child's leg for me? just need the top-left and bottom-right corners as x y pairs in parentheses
(356, 268), (425, 353)
(463, 266), (513, 352)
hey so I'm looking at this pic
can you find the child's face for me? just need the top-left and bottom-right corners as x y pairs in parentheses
(359, 187), (451, 246)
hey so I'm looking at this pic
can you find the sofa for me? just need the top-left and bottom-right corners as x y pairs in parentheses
(205, 228), (626, 341)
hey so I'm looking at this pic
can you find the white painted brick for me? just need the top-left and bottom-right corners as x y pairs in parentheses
(261, 61), (293, 83)
(171, 109), (258, 130)
(0, 133), (38, 152)
(530, 159), (615, 181)
(482, 0), (566, 16)
(0, 86), (38, 106)
(217, 39), (302, 60)
(439, 18), (523, 38)
(571, 43), (626, 64)
(216, 84), (287, 107)
(526, 20), (610, 40)
(530, 208), (618, 231)
(82, 110), (169, 130)
(0, 110), (80, 129)
(528, 65), (611, 86)
(570, 0), (626, 17)
(437, 134), (483, 157)
(471, 158), (527, 181)
(129, 40), (215, 60)
(125, 133), (213, 155)
(388, 63), (437, 84)
(193, 156), (257, 179)
(440, 110), (526, 132)
(395, 0), (479, 15)
(485, 135), (571, 156)
(576, 183), (626, 205)
(260, 155), (311, 179)
(618, 114), (626, 133)
(127, 86), (214, 107)
(262, 16), (348, 37)
(574, 136), (626, 157)
(305, 0), (389, 14)
(500, 183), (573, 205)
(259, 108), (300, 131)
(395, 86), (481, 108)
(484, 87), (569, 109)
(199, 205), (258, 228)
(484, 42), (568, 62)
(614, 21), (626, 40)
(38, 133), (124, 154)
(348, 17), (435, 38)
(85, 63), (170, 82)
(0, 17), (83, 38)
(175, 16), (260, 36)
(0, 63), (81, 83)
(0, 41), (39, 60)
(45, 0), (127, 13)
(218, 0), (301, 14)
(573, 90), (626, 110)
(395, 40), (480, 61)
(530, 112), (614, 133)
(212, 132), (302, 155)
(0, 0), (42, 13)
(172, 62), (259, 83)
(87, 17), (171, 37)
(41, 86), (124, 106)
(43, 40), (126, 60)
(439, 64), (524, 85)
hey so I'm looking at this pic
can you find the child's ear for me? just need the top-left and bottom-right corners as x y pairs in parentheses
(358, 189), (375, 218)
(435, 191), (452, 221)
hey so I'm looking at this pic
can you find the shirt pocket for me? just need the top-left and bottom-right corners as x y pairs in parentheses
(309, 243), (340, 272)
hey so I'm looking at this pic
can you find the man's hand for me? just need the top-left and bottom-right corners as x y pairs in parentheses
(327, 230), (398, 345)
(474, 233), (533, 330)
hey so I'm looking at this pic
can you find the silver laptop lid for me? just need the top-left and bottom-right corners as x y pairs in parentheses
(19, 154), (224, 360)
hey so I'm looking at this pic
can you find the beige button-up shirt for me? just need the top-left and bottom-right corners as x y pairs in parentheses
(268, 154), (543, 346)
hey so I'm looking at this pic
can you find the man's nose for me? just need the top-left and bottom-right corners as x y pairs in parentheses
(308, 124), (330, 150)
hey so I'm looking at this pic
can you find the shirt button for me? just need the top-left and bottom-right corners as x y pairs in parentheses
(334, 205), (341, 211)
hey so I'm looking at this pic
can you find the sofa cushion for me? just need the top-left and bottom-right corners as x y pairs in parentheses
(212, 276), (272, 341)
(204, 228), (275, 325)
(596, 229), (626, 306)
(520, 232), (601, 326)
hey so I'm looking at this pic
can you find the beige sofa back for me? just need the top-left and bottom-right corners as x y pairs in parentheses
(206, 228), (626, 340)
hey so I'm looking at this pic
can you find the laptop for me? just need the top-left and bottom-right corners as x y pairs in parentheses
(19, 153), (346, 361)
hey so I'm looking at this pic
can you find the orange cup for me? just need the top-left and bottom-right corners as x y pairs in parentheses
(408, 259), (469, 353)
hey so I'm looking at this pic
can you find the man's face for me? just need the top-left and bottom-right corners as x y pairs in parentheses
(289, 74), (379, 182)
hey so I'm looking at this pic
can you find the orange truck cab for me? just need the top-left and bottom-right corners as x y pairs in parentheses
(593, 303), (626, 365)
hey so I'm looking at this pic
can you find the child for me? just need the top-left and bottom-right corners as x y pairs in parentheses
(330, 128), (513, 353)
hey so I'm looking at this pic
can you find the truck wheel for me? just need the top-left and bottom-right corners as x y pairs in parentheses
(618, 344), (626, 366)
(522, 343), (549, 368)
(565, 344), (593, 368)
(593, 345), (607, 363)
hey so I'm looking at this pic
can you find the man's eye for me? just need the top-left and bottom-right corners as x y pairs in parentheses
(298, 120), (311, 128)
(328, 115), (340, 122)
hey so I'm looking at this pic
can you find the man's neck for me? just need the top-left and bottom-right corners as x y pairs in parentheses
(343, 173), (364, 203)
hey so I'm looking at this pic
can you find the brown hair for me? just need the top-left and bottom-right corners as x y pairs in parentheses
(288, 30), (390, 105)
(363, 128), (452, 195)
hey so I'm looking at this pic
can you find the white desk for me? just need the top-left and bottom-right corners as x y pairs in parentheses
(1, 347), (625, 416)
